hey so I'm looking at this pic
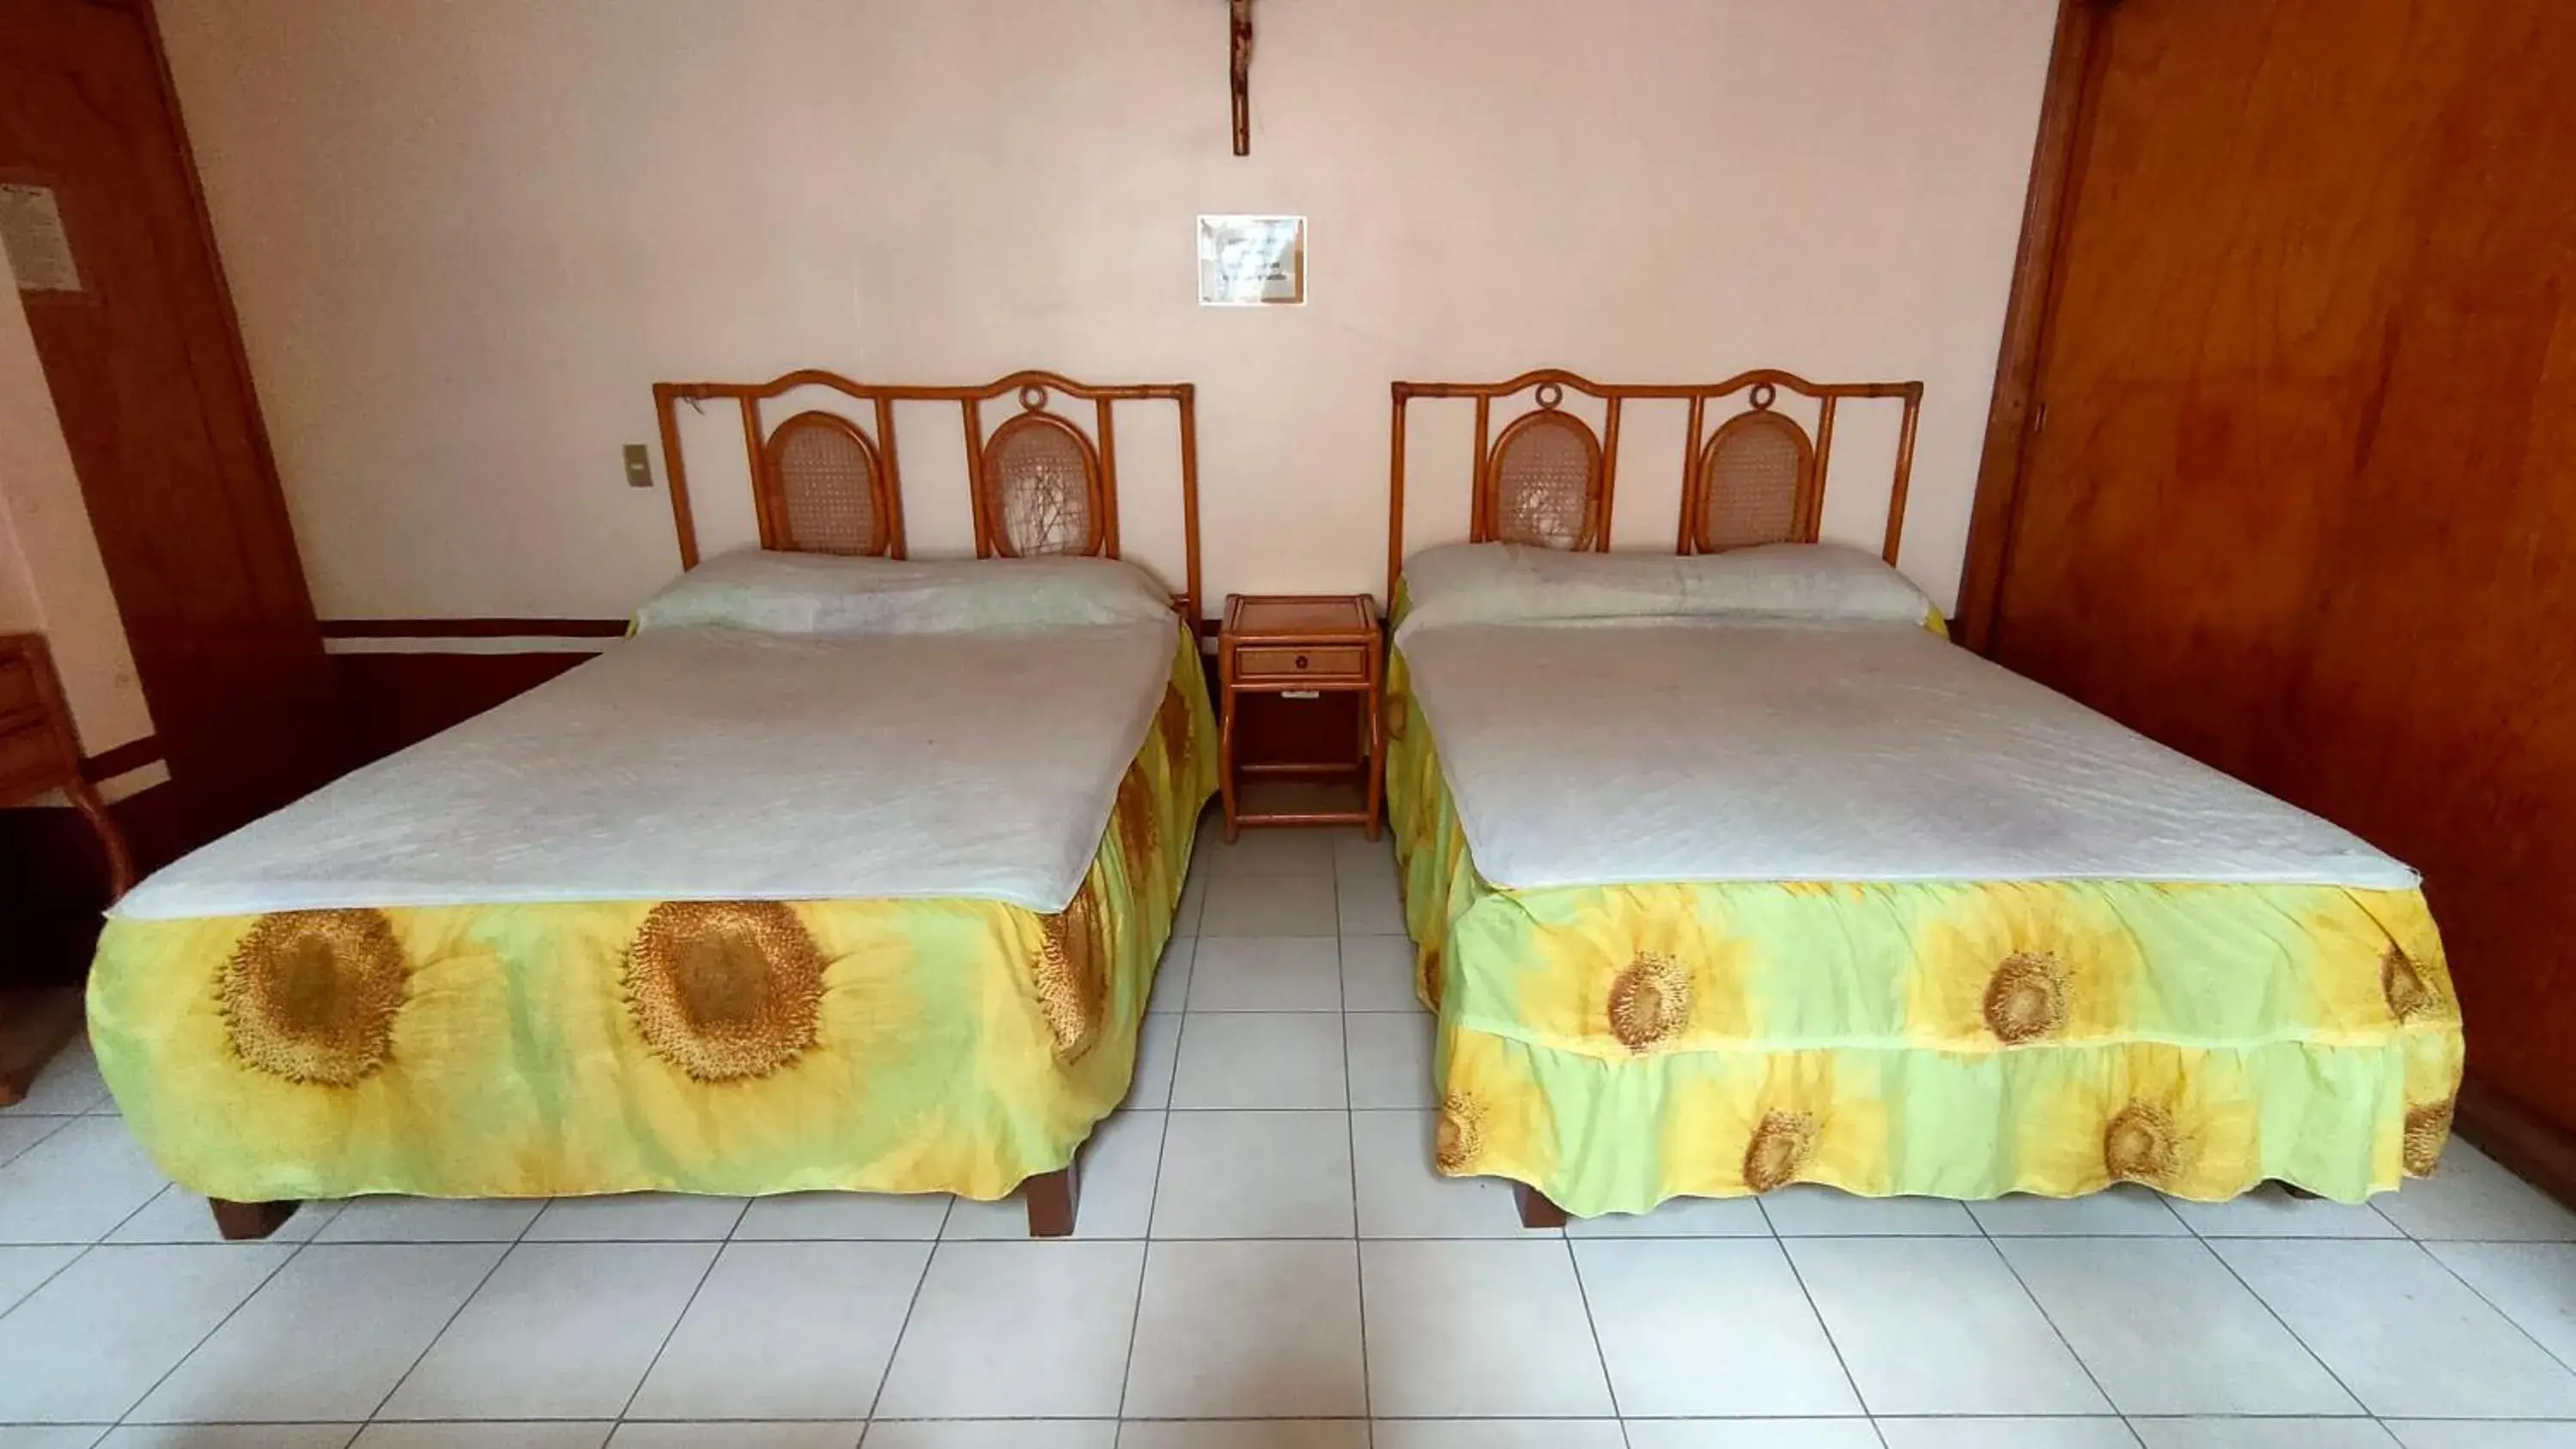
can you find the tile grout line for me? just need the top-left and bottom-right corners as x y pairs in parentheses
(2401, 1230), (2576, 1381)
(109, 1216), (313, 1432)
(94, 1176), (179, 1246)
(0, 1238), (93, 1326)
(858, 1196), (949, 1436)
(1334, 866), (1378, 1449)
(366, 1191), (555, 1428)
(1558, 1237), (1633, 1449)
(1113, 984), (1188, 1434)
(0, 1108), (78, 1171)
(1763, 1200), (1889, 1449)
(2194, 1232), (2379, 1422)
(611, 1197), (752, 1423)
(1970, 1210), (2138, 1443)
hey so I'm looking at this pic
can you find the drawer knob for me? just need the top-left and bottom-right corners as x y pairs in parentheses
(1295, 653), (1309, 670)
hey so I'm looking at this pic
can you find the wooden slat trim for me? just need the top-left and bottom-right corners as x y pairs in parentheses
(1952, 0), (2112, 652)
(319, 618), (629, 640)
(81, 734), (164, 783)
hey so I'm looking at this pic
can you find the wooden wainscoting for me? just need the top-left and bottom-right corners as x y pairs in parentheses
(322, 620), (623, 768)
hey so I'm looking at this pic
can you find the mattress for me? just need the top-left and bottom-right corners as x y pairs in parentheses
(1385, 674), (2461, 1213)
(88, 626), (1220, 1204)
(88, 550), (1221, 1203)
(1395, 615), (2416, 892)
(118, 619), (1175, 919)
(1382, 543), (2458, 1215)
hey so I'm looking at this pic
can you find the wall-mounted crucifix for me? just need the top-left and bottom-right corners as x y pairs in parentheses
(1230, 0), (1255, 155)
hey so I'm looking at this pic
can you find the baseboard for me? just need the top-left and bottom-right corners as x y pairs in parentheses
(2452, 1076), (2576, 1210)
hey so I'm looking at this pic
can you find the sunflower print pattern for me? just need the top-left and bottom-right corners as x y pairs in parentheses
(1033, 876), (1111, 1063)
(1115, 757), (1164, 902)
(87, 624), (1219, 1207)
(220, 908), (411, 1087)
(623, 900), (827, 1083)
(1382, 640), (2463, 1218)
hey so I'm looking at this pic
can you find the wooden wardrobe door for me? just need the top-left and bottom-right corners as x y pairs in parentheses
(1990, 0), (2576, 1122)
(0, 0), (337, 841)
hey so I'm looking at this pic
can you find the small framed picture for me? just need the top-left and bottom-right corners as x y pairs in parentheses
(1197, 214), (1305, 306)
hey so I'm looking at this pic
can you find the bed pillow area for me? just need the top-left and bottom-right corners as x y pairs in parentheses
(1398, 540), (1938, 636)
(633, 547), (1176, 636)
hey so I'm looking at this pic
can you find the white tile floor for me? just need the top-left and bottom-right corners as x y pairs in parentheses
(8, 826), (2576, 1446)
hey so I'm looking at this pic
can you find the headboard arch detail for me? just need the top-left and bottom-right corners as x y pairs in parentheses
(1387, 368), (1923, 602)
(1690, 389), (1819, 555)
(653, 368), (1201, 624)
(1482, 392), (1606, 551)
(977, 409), (1106, 557)
(760, 409), (898, 557)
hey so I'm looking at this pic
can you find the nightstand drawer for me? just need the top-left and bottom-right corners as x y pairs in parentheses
(0, 658), (37, 718)
(1236, 644), (1367, 681)
(0, 719), (64, 799)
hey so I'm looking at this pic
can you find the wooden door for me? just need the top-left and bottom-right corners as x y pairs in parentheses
(0, 0), (337, 840)
(1983, 1), (2576, 1124)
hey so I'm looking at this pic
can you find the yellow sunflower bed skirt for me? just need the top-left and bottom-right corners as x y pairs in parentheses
(87, 632), (1218, 1206)
(1384, 647), (2464, 1219)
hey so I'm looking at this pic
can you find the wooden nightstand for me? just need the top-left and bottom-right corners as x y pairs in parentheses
(1218, 594), (1383, 840)
(0, 632), (132, 1107)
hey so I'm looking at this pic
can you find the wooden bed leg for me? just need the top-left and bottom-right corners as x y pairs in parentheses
(1025, 1151), (1084, 1239)
(1515, 1182), (1569, 1229)
(209, 1198), (300, 1241)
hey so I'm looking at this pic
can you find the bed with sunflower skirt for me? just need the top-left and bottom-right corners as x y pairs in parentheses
(1386, 543), (2462, 1219)
(87, 552), (1217, 1220)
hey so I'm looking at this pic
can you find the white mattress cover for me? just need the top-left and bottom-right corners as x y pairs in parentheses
(116, 621), (1176, 920)
(1397, 617), (2417, 891)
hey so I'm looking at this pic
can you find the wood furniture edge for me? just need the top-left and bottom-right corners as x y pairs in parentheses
(1516, 1182), (1570, 1229)
(209, 1197), (300, 1240)
(1216, 593), (1385, 840)
(1952, 0), (2111, 653)
(0, 634), (134, 1106)
(319, 618), (631, 640)
(82, 732), (163, 782)
(1024, 1145), (1084, 1238)
(0, 633), (134, 898)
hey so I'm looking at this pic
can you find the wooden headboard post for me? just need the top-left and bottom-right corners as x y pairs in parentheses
(1385, 369), (1925, 602)
(653, 370), (1205, 627)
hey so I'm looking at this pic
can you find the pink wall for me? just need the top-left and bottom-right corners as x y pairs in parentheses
(161, 0), (2055, 616)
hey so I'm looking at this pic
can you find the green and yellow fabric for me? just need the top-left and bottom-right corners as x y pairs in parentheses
(88, 630), (1217, 1206)
(1385, 643), (2463, 1217)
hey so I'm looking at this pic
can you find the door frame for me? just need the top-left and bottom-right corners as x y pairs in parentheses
(1952, 0), (2114, 653)
(4, 0), (337, 841)
(118, 0), (311, 600)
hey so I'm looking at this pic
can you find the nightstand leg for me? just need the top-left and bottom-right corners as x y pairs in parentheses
(1364, 689), (1384, 840)
(68, 778), (135, 900)
(1218, 690), (1241, 842)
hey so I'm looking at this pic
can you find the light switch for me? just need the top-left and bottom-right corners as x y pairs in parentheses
(623, 443), (654, 488)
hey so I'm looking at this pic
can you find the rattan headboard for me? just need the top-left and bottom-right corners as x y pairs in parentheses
(1384, 368), (1923, 603)
(653, 369), (1204, 624)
